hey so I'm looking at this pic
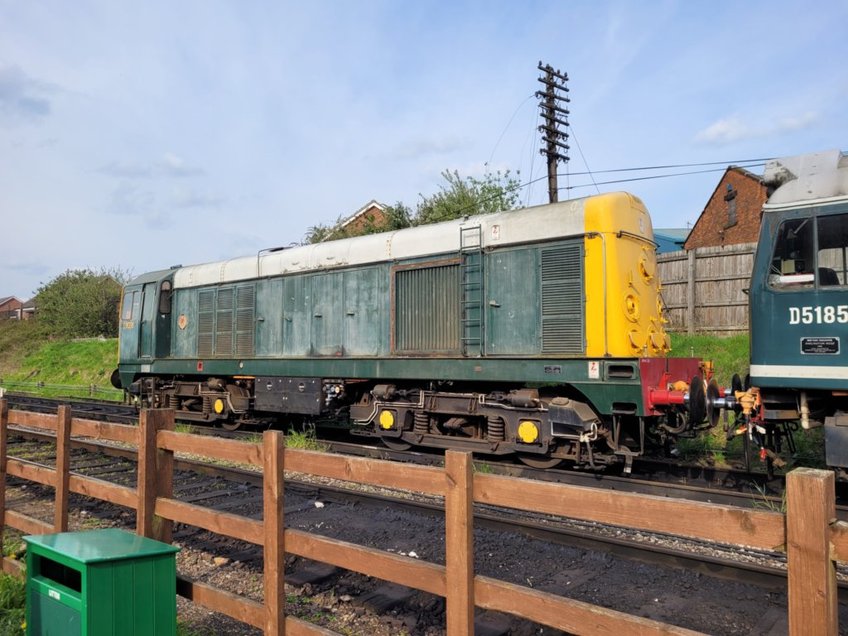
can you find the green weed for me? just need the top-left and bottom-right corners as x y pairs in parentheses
(0, 573), (25, 636)
(285, 427), (328, 452)
(750, 482), (787, 513)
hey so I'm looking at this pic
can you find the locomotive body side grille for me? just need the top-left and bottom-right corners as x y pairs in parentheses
(541, 244), (585, 354)
(395, 263), (461, 353)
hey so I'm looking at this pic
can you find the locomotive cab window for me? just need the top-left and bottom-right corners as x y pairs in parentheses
(768, 217), (815, 288)
(158, 280), (173, 314)
(121, 290), (140, 321)
(817, 213), (848, 287)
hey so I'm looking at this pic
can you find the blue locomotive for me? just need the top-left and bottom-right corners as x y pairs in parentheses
(732, 150), (848, 469)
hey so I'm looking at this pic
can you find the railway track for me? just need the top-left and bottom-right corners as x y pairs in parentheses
(5, 391), (838, 513)
(0, 391), (795, 505)
(2, 393), (138, 423)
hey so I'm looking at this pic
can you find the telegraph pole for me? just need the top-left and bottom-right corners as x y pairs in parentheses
(536, 62), (570, 203)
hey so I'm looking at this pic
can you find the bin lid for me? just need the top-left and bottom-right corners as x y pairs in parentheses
(23, 528), (179, 564)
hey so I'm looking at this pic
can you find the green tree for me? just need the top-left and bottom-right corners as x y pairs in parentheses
(414, 169), (521, 225)
(34, 268), (128, 338)
(304, 202), (413, 244)
(304, 170), (520, 243)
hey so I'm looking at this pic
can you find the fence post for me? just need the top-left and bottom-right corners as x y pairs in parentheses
(54, 405), (72, 532)
(263, 430), (286, 635)
(137, 409), (175, 542)
(445, 450), (474, 635)
(0, 399), (7, 560)
(786, 467), (837, 635)
(686, 249), (696, 334)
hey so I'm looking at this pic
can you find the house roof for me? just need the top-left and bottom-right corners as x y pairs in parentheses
(654, 228), (690, 254)
(0, 296), (21, 306)
(654, 228), (690, 241)
(338, 199), (388, 230)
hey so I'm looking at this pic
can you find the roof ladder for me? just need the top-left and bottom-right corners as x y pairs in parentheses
(460, 225), (484, 357)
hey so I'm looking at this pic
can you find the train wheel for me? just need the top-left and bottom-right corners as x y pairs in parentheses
(517, 453), (562, 469)
(220, 419), (242, 431)
(381, 436), (412, 451)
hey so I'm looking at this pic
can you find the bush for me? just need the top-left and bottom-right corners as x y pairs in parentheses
(34, 269), (127, 338)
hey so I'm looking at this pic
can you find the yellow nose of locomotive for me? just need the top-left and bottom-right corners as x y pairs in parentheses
(583, 193), (671, 358)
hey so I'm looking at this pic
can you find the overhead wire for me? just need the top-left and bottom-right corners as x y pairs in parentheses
(569, 126), (600, 194)
(486, 94), (536, 171)
(432, 157), (772, 219)
(524, 109), (541, 208)
(559, 163), (768, 193)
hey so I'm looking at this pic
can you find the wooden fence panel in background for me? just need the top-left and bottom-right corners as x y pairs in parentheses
(657, 243), (756, 335)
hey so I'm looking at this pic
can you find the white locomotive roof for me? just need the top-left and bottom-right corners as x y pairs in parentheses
(764, 149), (848, 208)
(173, 196), (592, 289)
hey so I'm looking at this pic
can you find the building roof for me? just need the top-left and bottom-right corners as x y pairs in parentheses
(653, 228), (690, 254)
(654, 228), (690, 241)
(0, 296), (21, 306)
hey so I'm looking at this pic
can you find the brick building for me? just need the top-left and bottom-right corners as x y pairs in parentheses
(338, 200), (389, 235)
(0, 296), (23, 320)
(684, 166), (768, 250)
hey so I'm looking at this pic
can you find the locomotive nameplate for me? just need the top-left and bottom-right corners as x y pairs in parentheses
(801, 337), (840, 355)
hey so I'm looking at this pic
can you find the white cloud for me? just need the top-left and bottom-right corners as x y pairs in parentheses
(695, 111), (821, 145)
(694, 116), (752, 144)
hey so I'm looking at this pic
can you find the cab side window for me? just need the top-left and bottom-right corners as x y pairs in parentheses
(159, 280), (173, 314)
(121, 290), (138, 320)
(768, 218), (814, 288)
(817, 213), (848, 287)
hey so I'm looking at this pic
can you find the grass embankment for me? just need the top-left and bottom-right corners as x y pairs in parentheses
(0, 320), (120, 400)
(668, 332), (749, 386)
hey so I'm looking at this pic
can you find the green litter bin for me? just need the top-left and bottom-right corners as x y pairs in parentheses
(24, 528), (180, 636)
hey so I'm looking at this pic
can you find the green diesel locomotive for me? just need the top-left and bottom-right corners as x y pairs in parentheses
(114, 191), (711, 470)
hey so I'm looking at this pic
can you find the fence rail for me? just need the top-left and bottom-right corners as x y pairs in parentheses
(0, 399), (842, 634)
(657, 243), (756, 335)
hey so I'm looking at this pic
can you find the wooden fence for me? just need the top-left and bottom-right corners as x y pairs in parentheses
(0, 398), (845, 635)
(657, 243), (756, 335)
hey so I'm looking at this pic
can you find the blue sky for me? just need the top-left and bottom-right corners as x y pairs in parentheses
(1, 1), (846, 299)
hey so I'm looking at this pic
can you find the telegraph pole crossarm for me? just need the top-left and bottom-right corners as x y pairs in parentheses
(537, 61), (570, 203)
